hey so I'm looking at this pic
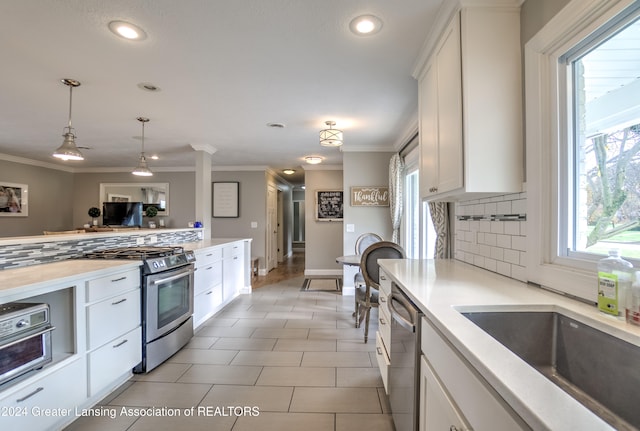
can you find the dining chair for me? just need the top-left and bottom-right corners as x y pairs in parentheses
(355, 241), (406, 343)
(353, 233), (383, 289)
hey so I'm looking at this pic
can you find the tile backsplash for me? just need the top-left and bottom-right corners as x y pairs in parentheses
(0, 230), (200, 270)
(454, 192), (527, 282)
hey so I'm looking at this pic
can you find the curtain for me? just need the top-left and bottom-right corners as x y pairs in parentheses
(428, 202), (450, 258)
(389, 154), (404, 243)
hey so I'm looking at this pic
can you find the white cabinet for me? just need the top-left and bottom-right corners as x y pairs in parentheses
(375, 269), (392, 393)
(417, 4), (523, 201)
(85, 268), (141, 396)
(193, 247), (223, 328)
(0, 358), (86, 431)
(223, 242), (244, 302)
(420, 317), (527, 430)
(419, 355), (470, 431)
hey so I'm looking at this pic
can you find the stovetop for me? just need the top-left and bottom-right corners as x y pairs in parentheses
(84, 246), (185, 260)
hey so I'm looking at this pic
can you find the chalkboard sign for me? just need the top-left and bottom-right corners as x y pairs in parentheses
(315, 190), (344, 221)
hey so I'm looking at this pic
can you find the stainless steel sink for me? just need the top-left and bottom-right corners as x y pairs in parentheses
(461, 310), (640, 430)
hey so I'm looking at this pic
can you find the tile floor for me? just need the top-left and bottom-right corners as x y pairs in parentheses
(65, 276), (394, 431)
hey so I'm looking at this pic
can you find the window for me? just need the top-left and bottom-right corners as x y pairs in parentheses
(568, 15), (640, 260)
(402, 145), (434, 259)
(526, 0), (640, 301)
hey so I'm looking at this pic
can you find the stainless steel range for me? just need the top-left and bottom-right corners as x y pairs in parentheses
(85, 246), (196, 373)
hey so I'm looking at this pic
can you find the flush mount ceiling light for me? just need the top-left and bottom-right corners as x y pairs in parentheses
(108, 20), (147, 41)
(349, 15), (383, 36)
(53, 79), (84, 161)
(319, 121), (343, 147)
(132, 117), (153, 176)
(305, 156), (323, 165)
(283, 169), (296, 175)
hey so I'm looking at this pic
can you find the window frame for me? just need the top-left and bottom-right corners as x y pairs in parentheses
(525, 0), (638, 302)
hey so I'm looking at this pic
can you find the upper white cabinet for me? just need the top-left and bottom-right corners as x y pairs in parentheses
(416, 2), (523, 201)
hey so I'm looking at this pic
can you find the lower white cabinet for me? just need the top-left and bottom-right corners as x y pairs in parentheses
(88, 327), (142, 396)
(420, 317), (527, 430)
(222, 242), (244, 302)
(0, 358), (86, 431)
(419, 355), (470, 431)
(376, 269), (392, 393)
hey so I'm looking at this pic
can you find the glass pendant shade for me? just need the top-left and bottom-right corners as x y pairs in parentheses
(53, 79), (84, 161)
(132, 117), (153, 176)
(319, 121), (343, 147)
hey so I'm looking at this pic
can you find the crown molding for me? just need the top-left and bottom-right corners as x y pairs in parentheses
(190, 143), (218, 154)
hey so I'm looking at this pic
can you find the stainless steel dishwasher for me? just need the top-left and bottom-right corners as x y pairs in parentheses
(388, 282), (423, 431)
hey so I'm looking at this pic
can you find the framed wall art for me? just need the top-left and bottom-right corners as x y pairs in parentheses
(350, 186), (390, 207)
(0, 182), (28, 216)
(213, 181), (239, 218)
(316, 190), (343, 221)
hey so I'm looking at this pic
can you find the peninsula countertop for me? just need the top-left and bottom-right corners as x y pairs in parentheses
(378, 258), (640, 431)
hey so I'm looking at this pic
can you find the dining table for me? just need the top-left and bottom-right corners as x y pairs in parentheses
(335, 254), (361, 267)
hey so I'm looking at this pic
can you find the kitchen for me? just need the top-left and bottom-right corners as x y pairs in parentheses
(2, 0), (640, 430)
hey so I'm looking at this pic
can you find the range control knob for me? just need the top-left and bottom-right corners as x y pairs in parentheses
(16, 319), (29, 328)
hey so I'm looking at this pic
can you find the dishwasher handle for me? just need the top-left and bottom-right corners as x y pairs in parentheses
(389, 291), (417, 332)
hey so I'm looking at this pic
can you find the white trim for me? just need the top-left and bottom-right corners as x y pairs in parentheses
(525, 0), (636, 302)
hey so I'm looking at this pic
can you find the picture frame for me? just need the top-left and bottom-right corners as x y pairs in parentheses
(316, 190), (344, 221)
(0, 182), (28, 217)
(107, 193), (131, 202)
(212, 181), (239, 218)
(350, 186), (390, 207)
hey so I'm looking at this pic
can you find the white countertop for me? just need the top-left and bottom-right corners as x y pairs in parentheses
(378, 258), (640, 431)
(181, 238), (249, 251)
(0, 259), (141, 301)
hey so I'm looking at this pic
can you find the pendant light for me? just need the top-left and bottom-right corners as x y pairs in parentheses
(319, 121), (343, 147)
(132, 117), (153, 176)
(53, 79), (84, 161)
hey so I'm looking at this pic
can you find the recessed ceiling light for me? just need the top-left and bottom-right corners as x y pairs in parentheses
(349, 15), (383, 36)
(305, 156), (323, 165)
(150, 154), (159, 160)
(283, 169), (295, 175)
(108, 20), (147, 41)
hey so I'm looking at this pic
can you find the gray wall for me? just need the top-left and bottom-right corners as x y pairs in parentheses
(211, 170), (267, 263)
(304, 168), (343, 272)
(0, 159), (74, 237)
(343, 151), (394, 253)
(521, 0), (572, 44)
(72, 171), (196, 229)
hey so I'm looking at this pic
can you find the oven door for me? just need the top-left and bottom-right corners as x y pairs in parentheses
(145, 264), (194, 342)
(0, 325), (54, 386)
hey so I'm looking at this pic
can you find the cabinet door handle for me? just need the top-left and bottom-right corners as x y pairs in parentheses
(112, 298), (127, 305)
(450, 427), (459, 431)
(380, 296), (387, 303)
(111, 276), (127, 283)
(376, 347), (383, 355)
(205, 266), (213, 271)
(380, 275), (386, 280)
(206, 291), (213, 295)
(379, 318), (387, 326)
(17, 387), (44, 402)
(113, 339), (128, 348)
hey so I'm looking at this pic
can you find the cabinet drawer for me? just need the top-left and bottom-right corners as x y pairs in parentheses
(375, 332), (390, 394)
(86, 268), (140, 302)
(194, 285), (223, 328)
(88, 326), (141, 396)
(87, 289), (141, 350)
(0, 358), (86, 430)
(379, 269), (392, 297)
(194, 260), (223, 296)
(378, 302), (391, 352)
(195, 247), (223, 266)
(223, 242), (242, 258)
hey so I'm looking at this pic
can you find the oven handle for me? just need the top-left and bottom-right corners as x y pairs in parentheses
(151, 268), (194, 285)
(0, 325), (55, 349)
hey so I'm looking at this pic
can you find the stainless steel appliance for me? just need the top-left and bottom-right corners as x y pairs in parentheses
(85, 246), (196, 373)
(0, 303), (54, 386)
(389, 282), (423, 431)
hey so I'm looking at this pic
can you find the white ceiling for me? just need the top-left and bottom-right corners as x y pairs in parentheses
(0, 0), (443, 184)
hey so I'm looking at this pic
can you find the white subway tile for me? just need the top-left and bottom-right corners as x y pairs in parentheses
(496, 261), (511, 277)
(504, 249), (520, 265)
(497, 201), (512, 214)
(480, 220), (491, 233)
(511, 236), (526, 251)
(484, 258), (497, 272)
(511, 265), (527, 282)
(491, 221), (505, 234)
(504, 222), (520, 236)
(491, 247), (504, 261)
(484, 233), (497, 246)
(469, 220), (480, 232)
(512, 199), (527, 214)
(474, 255), (485, 268)
(496, 234), (511, 249)
(480, 244), (492, 257)
(484, 202), (497, 215)
(465, 231), (477, 243)
(457, 219), (470, 231)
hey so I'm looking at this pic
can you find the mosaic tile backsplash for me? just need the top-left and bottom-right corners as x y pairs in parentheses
(0, 230), (200, 270)
(454, 192), (527, 282)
